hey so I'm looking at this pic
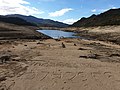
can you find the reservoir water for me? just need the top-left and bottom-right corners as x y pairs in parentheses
(37, 30), (78, 39)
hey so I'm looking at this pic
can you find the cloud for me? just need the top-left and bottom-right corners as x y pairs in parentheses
(91, 9), (97, 12)
(111, 7), (117, 9)
(99, 7), (118, 12)
(63, 18), (78, 24)
(0, 0), (44, 15)
(49, 8), (73, 17)
(91, 6), (118, 13)
(91, 9), (107, 13)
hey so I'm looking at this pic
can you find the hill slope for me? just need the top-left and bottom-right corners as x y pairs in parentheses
(0, 16), (51, 39)
(0, 15), (36, 26)
(0, 22), (51, 39)
(71, 8), (120, 27)
(6, 14), (68, 28)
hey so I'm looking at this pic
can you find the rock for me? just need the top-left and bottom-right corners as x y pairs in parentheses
(79, 54), (101, 59)
(62, 42), (66, 48)
(0, 54), (11, 63)
(55, 39), (61, 41)
(0, 42), (2, 45)
(12, 57), (21, 61)
(88, 54), (100, 59)
(79, 56), (88, 58)
(74, 43), (77, 46)
(24, 45), (27, 46)
(109, 54), (120, 57)
(37, 42), (41, 44)
(0, 76), (6, 82)
(7, 50), (11, 52)
(78, 48), (87, 50)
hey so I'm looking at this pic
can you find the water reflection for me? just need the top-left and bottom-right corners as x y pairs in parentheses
(37, 30), (78, 39)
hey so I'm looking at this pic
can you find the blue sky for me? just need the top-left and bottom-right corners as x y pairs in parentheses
(0, 0), (120, 24)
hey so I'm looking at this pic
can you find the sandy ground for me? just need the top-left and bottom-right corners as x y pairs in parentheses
(0, 38), (120, 90)
(59, 26), (120, 45)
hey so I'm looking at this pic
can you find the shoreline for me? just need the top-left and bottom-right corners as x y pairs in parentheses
(0, 25), (120, 90)
(40, 25), (120, 45)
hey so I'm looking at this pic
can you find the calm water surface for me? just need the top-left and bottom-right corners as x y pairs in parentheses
(37, 30), (79, 39)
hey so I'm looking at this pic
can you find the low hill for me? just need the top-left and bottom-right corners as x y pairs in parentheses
(0, 22), (50, 40)
(0, 16), (51, 39)
(71, 8), (120, 27)
(6, 14), (68, 28)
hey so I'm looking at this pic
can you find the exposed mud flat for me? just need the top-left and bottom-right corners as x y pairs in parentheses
(60, 26), (120, 45)
(0, 38), (120, 90)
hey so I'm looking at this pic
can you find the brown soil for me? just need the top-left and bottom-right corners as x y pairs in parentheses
(0, 22), (51, 40)
(60, 26), (120, 45)
(0, 38), (120, 90)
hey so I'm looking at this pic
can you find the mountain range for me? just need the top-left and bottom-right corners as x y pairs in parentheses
(6, 14), (68, 28)
(0, 15), (36, 26)
(71, 8), (120, 27)
(0, 8), (120, 28)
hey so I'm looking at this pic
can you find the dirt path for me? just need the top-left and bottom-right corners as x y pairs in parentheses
(0, 39), (120, 90)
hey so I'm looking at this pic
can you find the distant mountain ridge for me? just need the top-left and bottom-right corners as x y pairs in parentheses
(71, 8), (120, 27)
(6, 14), (68, 28)
(0, 15), (36, 26)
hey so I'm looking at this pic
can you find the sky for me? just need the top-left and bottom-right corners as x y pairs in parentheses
(0, 0), (120, 24)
